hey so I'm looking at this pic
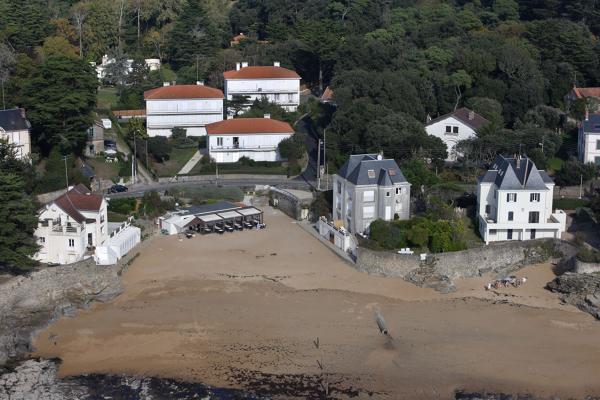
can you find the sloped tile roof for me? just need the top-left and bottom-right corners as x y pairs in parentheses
(426, 107), (489, 131)
(206, 118), (294, 135)
(572, 87), (600, 99)
(337, 154), (409, 186)
(223, 66), (300, 80)
(51, 184), (104, 223)
(479, 155), (552, 190)
(144, 85), (224, 100)
(0, 108), (30, 131)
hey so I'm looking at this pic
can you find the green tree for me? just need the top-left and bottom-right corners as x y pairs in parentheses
(278, 133), (305, 161)
(167, 0), (223, 70)
(22, 55), (97, 154)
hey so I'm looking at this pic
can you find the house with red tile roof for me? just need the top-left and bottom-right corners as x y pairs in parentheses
(144, 82), (224, 137)
(425, 107), (489, 162)
(34, 184), (140, 265)
(223, 62), (301, 114)
(564, 86), (600, 113)
(206, 115), (294, 163)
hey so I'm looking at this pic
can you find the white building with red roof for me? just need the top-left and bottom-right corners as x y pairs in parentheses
(223, 62), (301, 113)
(144, 82), (224, 137)
(206, 115), (294, 163)
(34, 184), (140, 265)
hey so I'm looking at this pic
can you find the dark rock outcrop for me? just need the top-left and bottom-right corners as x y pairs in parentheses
(547, 272), (600, 319)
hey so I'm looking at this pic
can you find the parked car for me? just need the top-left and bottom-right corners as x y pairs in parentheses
(104, 139), (117, 150)
(108, 184), (128, 194)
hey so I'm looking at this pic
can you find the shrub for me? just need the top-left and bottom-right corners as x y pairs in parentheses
(147, 137), (172, 162)
(554, 198), (590, 210)
(108, 198), (137, 215)
(577, 247), (600, 263)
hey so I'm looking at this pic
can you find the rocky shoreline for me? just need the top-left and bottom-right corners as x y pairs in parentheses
(547, 271), (600, 320)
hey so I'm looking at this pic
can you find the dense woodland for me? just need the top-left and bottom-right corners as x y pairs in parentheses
(2, 0), (600, 268)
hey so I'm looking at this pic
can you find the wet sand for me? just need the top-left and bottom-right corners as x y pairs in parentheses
(32, 206), (600, 399)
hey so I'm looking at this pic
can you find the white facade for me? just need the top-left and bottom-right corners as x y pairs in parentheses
(317, 217), (357, 256)
(426, 116), (476, 161)
(145, 84), (224, 137)
(578, 115), (600, 165)
(35, 195), (108, 265)
(93, 55), (161, 80)
(208, 132), (291, 163)
(333, 154), (411, 234)
(224, 62), (301, 112)
(0, 127), (30, 159)
(95, 221), (141, 265)
(477, 156), (566, 245)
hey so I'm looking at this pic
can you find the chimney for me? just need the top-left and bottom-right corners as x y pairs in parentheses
(377, 151), (383, 160)
(585, 108), (589, 121)
(241, 61), (248, 68)
(516, 154), (521, 169)
(263, 113), (271, 119)
(19, 108), (25, 119)
(196, 81), (204, 86)
(172, 80), (176, 86)
(274, 61), (280, 67)
(468, 110), (475, 120)
(163, 82), (170, 86)
(227, 115), (234, 120)
(425, 114), (432, 123)
(236, 62), (240, 71)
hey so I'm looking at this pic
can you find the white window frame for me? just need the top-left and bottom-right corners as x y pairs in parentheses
(530, 193), (540, 202)
(507, 193), (517, 202)
(395, 187), (401, 195)
(217, 137), (223, 147)
(363, 205), (375, 219)
(363, 190), (375, 202)
(68, 239), (75, 247)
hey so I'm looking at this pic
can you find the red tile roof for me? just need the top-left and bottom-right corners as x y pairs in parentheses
(206, 118), (294, 135)
(223, 66), (300, 80)
(321, 86), (334, 102)
(572, 87), (600, 99)
(113, 109), (146, 117)
(52, 184), (104, 223)
(144, 85), (224, 100)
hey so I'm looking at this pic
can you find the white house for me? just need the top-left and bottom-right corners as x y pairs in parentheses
(144, 83), (224, 137)
(206, 116), (294, 163)
(425, 107), (489, 162)
(34, 184), (140, 265)
(0, 108), (31, 160)
(477, 155), (566, 245)
(93, 55), (161, 80)
(333, 154), (411, 234)
(223, 62), (301, 113)
(578, 113), (600, 165)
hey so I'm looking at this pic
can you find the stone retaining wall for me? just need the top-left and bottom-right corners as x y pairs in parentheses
(574, 259), (600, 274)
(356, 239), (577, 284)
(270, 187), (312, 221)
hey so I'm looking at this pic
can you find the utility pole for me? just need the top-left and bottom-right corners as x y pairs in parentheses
(62, 155), (69, 189)
(323, 128), (328, 191)
(317, 139), (322, 191)
(215, 162), (219, 186)
(579, 174), (583, 199)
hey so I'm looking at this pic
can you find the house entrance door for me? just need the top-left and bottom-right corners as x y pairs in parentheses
(88, 233), (93, 246)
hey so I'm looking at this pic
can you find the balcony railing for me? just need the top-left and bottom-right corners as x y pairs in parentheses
(210, 145), (277, 152)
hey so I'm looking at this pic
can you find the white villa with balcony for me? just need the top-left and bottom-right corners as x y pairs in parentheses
(34, 184), (140, 265)
(144, 83), (224, 137)
(578, 113), (600, 165)
(206, 116), (294, 163)
(223, 62), (301, 113)
(477, 155), (566, 245)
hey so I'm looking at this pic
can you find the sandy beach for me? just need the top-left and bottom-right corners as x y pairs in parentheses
(32, 206), (600, 399)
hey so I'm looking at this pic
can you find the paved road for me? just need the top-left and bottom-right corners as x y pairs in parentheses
(106, 176), (316, 198)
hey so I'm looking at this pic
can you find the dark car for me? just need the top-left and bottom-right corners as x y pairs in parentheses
(108, 184), (128, 194)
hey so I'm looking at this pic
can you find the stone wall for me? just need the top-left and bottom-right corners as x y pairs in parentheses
(270, 187), (312, 221)
(0, 259), (127, 365)
(574, 259), (600, 274)
(356, 239), (577, 289)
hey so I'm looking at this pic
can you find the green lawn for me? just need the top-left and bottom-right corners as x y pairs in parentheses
(188, 161), (288, 175)
(554, 197), (590, 210)
(151, 146), (198, 177)
(86, 157), (129, 182)
(547, 157), (564, 172)
(97, 87), (119, 110)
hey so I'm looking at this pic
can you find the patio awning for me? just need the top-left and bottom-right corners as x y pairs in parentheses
(218, 211), (242, 219)
(199, 214), (222, 223)
(237, 207), (262, 217)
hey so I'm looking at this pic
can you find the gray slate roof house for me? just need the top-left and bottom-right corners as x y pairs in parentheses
(333, 154), (411, 234)
(478, 155), (553, 191)
(0, 108), (30, 131)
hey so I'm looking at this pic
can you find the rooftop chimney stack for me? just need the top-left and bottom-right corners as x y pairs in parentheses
(585, 108), (589, 121)
(19, 108), (25, 119)
(196, 81), (204, 86)
(274, 61), (280, 67)
(264, 113), (271, 119)
(468, 110), (475, 120)
(516, 154), (521, 169)
(377, 151), (383, 160)
(163, 82), (170, 87)
(236, 62), (240, 71)
(241, 61), (248, 68)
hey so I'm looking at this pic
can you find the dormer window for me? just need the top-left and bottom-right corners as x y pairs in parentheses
(367, 169), (375, 179)
(388, 169), (396, 176)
